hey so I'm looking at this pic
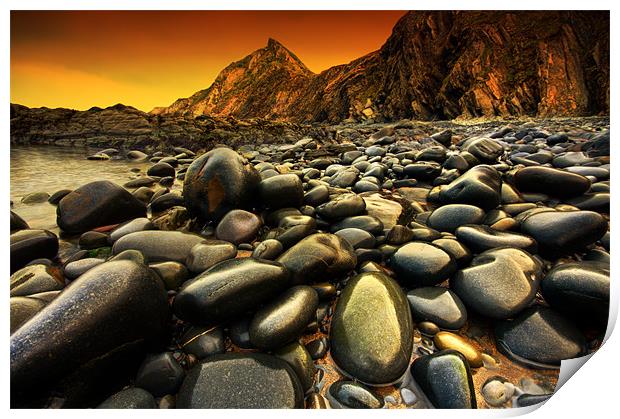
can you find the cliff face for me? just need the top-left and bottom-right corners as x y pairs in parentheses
(154, 11), (609, 122)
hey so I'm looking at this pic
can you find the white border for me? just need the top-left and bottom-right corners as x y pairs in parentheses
(2, 1), (617, 418)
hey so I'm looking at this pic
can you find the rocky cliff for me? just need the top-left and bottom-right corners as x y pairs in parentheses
(155, 11), (609, 122)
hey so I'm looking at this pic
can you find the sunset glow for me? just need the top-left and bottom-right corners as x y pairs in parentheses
(11, 10), (405, 112)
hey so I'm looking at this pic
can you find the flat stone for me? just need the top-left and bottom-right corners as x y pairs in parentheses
(10, 264), (64, 297)
(495, 306), (587, 368)
(173, 258), (289, 324)
(176, 353), (304, 408)
(112, 230), (206, 263)
(406, 287), (467, 329)
(10, 229), (59, 274)
(513, 166), (591, 198)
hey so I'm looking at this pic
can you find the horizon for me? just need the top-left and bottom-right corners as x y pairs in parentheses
(10, 10), (405, 112)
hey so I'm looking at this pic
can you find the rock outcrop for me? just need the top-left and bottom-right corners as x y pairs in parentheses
(155, 11), (609, 122)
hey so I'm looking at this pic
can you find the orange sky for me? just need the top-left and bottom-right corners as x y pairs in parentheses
(11, 10), (405, 112)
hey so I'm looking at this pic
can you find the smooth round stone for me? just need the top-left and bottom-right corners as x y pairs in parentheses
(135, 352), (185, 397)
(57, 181), (146, 234)
(259, 174), (304, 209)
(109, 249), (146, 264)
(109, 218), (154, 242)
(10, 260), (169, 400)
(406, 287), (467, 330)
(274, 342), (316, 392)
(565, 165), (609, 179)
(433, 332), (483, 367)
(149, 261), (189, 290)
(403, 162), (442, 180)
(176, 353), (304, 408)
(553, 151), (594, 168)
(361, 193), (405, 230)
(304, 185), (330, 206)
(132, 186), (155, 204)
(329, 167), (359, 187)
(451, 248), (542, 319)
(418, 321), (440, 336)
(430, 165), (502, 210)
(21, 192), (50, 204)
(48, 189), (72, 205)
(173, 258), (289, 324)
(97, 387), (157, 409)
(306, 336), (329, 359)
(316, 193), (366, 219)
(427, 204), (485, 233)
(400, 387), (418, 406)
(330, 215), (384, 236)
(463, 137), (503, 162)
(513, 166), (591, 198)
(186, 240), (237, 273)
(10, 296), (47, 334)
(251, 239), (284, 260)
(335, 228), (376, 249)
(183, 148), (260, 221)
(389, 242), (457, 287)
(520, 210), (607, 256)
(124, 177), (157, 188)
(63, 258), (105, 280)
(181, 326), (225, 358)
(249, 285), (319, 350)
(385, 225), (415, 244)
(328, 381), (384, 409)
(411, 349), (476, 409)
(148, 192), (184, 213)
(312, 283), (337, 300)
(431, 238), (472, 267)
(353, 180), (380, 192)
(277, 233), (356, 285)
(147, 162), (175, 178)
(78, 231), (109, 250)
(215, 209), (262, 245)
(228, 317), (252, 349)
(455, 224), (537, 253)
(482, 379), (514, 406)
(541, 261), (610, 323)
(330, 272), (413, 386)
(566, 192), (610, 212)
(127, 150), (148, 160)
(10, 229), (59, 273)
(10, 264), (64, 297)
(10, 211), (29, 232)
(112, 230), (206, 264)
(495, 306), (587, 368)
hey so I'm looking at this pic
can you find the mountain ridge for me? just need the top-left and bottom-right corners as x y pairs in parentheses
(153, 10), (609, 122)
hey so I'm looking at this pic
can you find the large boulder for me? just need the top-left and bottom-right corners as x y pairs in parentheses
(183, 148), (260, 221)
(10, 260), (169, 406)
(57, 181), (146, 234)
